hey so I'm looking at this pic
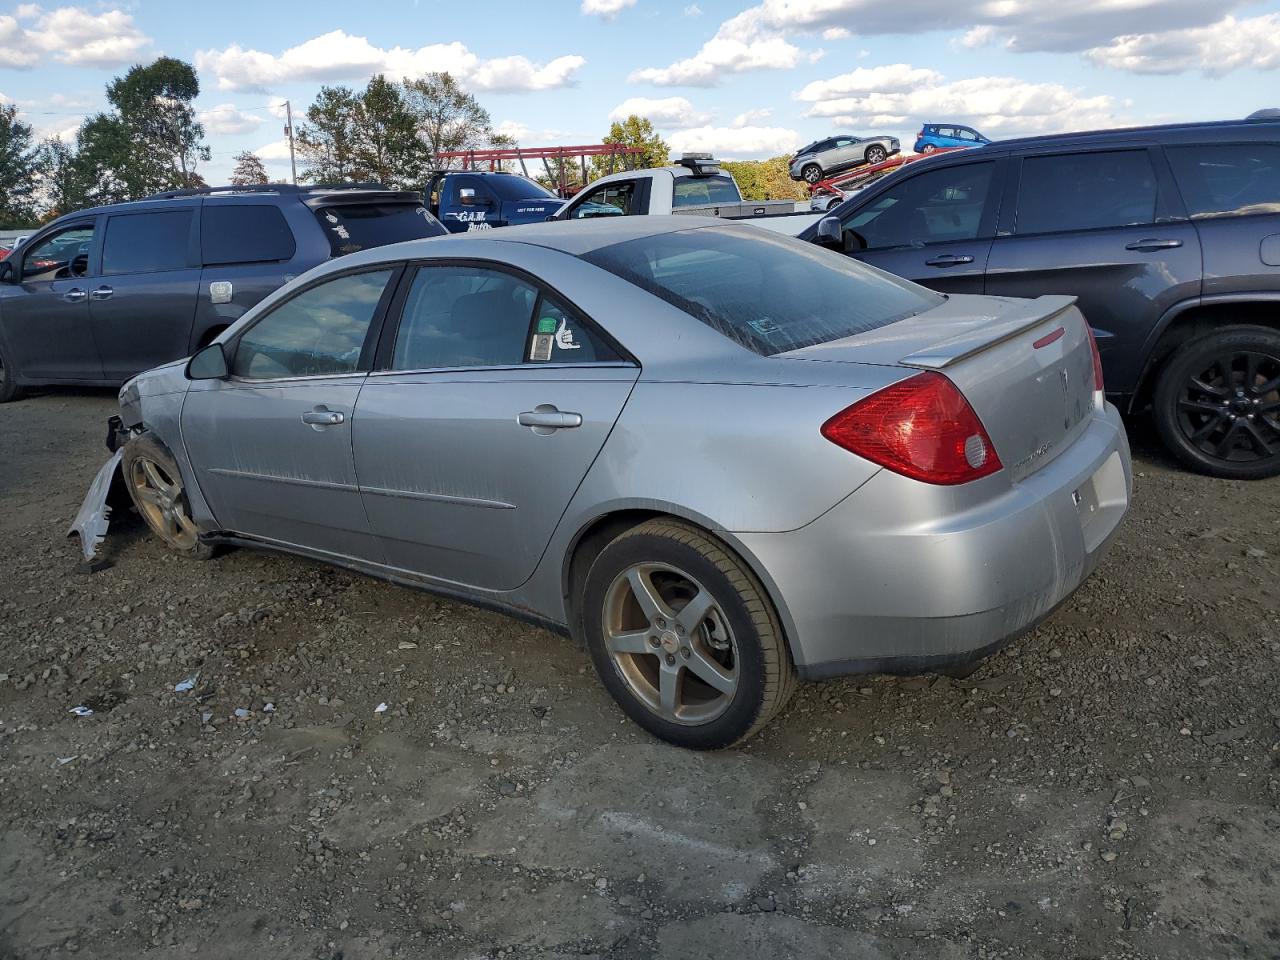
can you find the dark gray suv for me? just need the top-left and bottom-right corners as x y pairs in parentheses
(0, 183), (446, 402)
(802, 117), (1280, 479)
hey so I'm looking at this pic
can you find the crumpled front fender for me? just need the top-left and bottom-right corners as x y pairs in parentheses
(67, 449), (123, 569)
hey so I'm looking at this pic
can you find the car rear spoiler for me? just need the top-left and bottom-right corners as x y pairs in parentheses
(900, 295), (1078, 370)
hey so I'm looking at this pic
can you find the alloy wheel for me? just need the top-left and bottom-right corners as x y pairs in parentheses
(866, 146), (887, 164)
(1176, 350), (1280, 463)
(129, 456), (200, 550)
(601, 562), (739, 725)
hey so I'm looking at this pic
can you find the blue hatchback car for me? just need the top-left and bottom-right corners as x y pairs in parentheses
(913, 123), (989, 153)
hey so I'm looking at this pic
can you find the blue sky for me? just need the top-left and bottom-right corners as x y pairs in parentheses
(3, 0), (1279, 184)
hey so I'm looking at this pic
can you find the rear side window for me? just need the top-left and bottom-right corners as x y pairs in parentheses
(582, 226), (942, 356)
(314, 203), (446, 257)
(102, 210), (192, 276)
(202, 205), (295, 265)
(1016, 150), (1157, 235)
(233, 269), (392, 379)
(673, 175), (741, 207)
(1166, 144), (1280, 218)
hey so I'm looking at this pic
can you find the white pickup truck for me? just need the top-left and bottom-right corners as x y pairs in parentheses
(553, 154), (800, 222)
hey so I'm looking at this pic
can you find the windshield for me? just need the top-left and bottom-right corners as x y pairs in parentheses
(582, 226), (942, 356)
(672, 175), (741, 207)
(313, 203), (446, 257)
(485, 175), (557, 201)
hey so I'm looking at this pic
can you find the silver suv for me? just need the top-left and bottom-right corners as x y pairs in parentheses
(789, 135), (900, 184)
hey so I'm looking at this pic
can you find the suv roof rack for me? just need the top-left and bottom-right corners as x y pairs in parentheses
(144, 182), (393, 201)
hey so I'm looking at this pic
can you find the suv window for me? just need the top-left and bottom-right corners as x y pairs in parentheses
(233, 269), (393, 379)
(582, 226), (942, 356)
(21, 224), (94, 281)
(392, 264), (619, 370)
(1166, 144), (1280, 218)
(102, 210), (192, 276)
(1016, 150), (1157, 235)
(202, 205), (296, 265)
(673, 175), (741, 207)
(571, 182), (634, 218)
(313, 203), (446, 257)
(843, 160), (996, 249)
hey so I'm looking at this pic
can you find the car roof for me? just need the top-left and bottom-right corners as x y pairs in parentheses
(988, 117), (1278, 151)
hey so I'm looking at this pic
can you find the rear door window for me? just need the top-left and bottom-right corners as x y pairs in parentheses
(313, 203), (446, 257)
(672, 175), (740, 207)
(102, 210), (192, 275)
(1015, 150), (1158, 235)
(202, 205), (296, 265)
(1165, 143), (1280, 218)
(844, 161), (997, 249)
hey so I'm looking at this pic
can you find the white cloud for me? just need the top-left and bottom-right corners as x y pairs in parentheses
(0, 6), (151, 68)
(958, 25), (997, 49)
(667, 124), (800, 159)
(581, 0), (636, 18)
(628, 7), (803, 86)
(254, 139), (294, 164)
(196, 31), (585, 94)
(822, 27), (850, 40)
(732, 107), (772, 127)
(495, 120), (530, 141)
(609, 96), (711, 129)
(683, 3), (702, 15)
(1085, 14), (1280, 75)
(800, 64), (1122, 137)
(199, 104), (265, 136)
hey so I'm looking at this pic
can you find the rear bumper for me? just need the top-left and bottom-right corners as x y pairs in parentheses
(737, 403), (1133, 679)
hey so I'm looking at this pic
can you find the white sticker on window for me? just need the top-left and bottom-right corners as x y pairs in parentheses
(554, 318), (581, 350)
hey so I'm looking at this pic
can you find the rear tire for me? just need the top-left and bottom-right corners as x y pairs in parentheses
(801, 164), (823, 185)
(581, 519), (796, 750)
(921, 144), (937, 154)
(0, 341), (24, 403)
(1152, 325), (1280, 479)
(865, 145), (888, 165)
(121, 434), (216, 559)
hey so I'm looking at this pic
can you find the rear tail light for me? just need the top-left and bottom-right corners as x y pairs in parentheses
(1085, 322), (1105, 393)
(821, 371), (1002, 485)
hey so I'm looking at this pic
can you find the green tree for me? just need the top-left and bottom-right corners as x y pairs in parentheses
(351, 75), (424, 187)
(0, 105), (42, 227)
(590, 115), (668, 180)
(33, 136), (93, 220)
(296, 85), (363, 183)
(719, 157), (809, 202)
(229, 150), (269, 186)
(401, 72), (492, 166)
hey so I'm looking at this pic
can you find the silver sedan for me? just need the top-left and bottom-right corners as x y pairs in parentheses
(97, 219), (1132, 749)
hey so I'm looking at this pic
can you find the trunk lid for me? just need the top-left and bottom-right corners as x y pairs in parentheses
(785, 293), (1098, 482)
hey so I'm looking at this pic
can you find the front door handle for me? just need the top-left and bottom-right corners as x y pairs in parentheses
(89, 285), (113, 301)
(1125, 238), (1183, 252)
(517, 408), (583, 430)
(301, 409), (345, 426)
(62, 288), (86, 302)
(924, 254), (975, 267)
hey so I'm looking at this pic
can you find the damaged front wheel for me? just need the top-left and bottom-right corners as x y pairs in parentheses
(122, 435), (214, 560)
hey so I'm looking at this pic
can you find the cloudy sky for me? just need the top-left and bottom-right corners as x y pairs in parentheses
(2, 0), (1279, 183)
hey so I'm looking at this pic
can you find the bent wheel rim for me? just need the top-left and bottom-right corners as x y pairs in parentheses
(602, 562), (739, 726)
(1176, 350), (1280, 464)
(130, 456), (200, 550)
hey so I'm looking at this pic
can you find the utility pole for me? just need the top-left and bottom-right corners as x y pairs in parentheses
(284, 99), (298, 185)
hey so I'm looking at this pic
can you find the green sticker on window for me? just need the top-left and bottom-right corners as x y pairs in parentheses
(537, 317), (557, 334)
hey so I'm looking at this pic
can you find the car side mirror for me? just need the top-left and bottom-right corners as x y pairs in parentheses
(187, 341), (229, 380)
(814, 216), (843, 249)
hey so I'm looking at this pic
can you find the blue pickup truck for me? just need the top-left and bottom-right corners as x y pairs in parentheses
(425, 171), (564, 232)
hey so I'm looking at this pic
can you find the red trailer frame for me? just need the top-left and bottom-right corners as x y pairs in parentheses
(437, 144), (646, 197)
(809, 147), (967, 207)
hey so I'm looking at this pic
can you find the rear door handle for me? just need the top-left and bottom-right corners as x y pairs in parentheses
(1125, 238), (1183, 252)
(924, 254), (975, 267)
(89, 286), (113, 301)
(62, 288), (86, 302)
(517, 408), (583, 430)
(301, 409), (345, 426)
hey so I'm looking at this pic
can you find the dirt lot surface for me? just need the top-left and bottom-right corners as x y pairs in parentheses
(1, 389), (1278, 960)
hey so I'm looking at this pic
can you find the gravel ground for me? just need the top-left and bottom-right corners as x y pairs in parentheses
(1, 389), (1278, 960)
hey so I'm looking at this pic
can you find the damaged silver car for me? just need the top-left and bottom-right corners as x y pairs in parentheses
(74, 218), (1132, 749)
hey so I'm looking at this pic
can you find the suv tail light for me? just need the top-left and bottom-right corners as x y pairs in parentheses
(821, 371), (1002, 485)
(1085, 322), (1105, 393)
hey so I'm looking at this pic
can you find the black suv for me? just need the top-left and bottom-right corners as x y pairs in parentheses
(0, 183), (446, 402)
(803, 117), (1280, 479)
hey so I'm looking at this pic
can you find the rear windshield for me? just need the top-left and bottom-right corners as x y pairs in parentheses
(581, 226), (942, 356)
(313, 203), (446, 257)
(672, 175), (741, 207)
(484, 175), (557, 201)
